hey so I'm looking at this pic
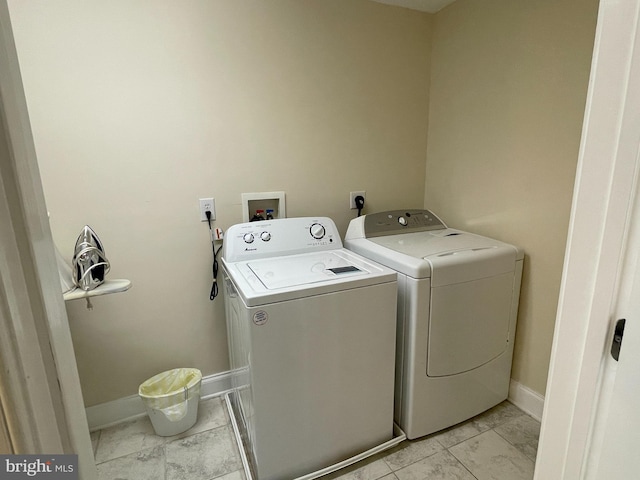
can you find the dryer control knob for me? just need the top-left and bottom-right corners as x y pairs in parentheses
(260, 231), (271, 242)
(243, 233), (255, 244)
(398, 216), (408, 226)
(310, 223), (326, 240)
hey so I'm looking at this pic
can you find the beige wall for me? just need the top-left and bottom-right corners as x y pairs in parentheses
(8, 1), (432, 406)
(425, 0), (599, 394)
(8, 0), (599, 406)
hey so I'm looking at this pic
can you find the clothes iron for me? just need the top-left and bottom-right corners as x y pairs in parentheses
(72, 225), (110, 291)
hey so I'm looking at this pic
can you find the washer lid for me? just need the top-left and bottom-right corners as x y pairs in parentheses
(247, 251), (367, 289)
(223, 248), (397, 306)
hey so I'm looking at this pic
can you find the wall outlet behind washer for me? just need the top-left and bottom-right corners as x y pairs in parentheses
(200, 198), (216, 221)
(350, 191), (366, 209)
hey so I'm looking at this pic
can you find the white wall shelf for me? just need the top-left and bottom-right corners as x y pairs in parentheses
(63, 279), (132, 302)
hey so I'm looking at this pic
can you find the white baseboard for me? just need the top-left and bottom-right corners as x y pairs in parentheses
(86, 371), (545, 431)
(508, 379), (545, 422)
(85, 370), (234, 431)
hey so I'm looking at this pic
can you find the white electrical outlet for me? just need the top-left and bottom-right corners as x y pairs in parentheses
(199, 198), (216, 221)
(350, 191), (366, 209)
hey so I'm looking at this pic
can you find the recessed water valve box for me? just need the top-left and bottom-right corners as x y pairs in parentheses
(242, 191), (286, 222)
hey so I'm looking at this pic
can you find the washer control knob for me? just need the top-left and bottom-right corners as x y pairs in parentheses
(398, 216), (408, 226)
(310, 223), (326, 240)
(243, 233), (255, 244)
(260, 231), (271, 242)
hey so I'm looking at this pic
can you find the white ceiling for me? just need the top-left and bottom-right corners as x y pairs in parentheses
(370, 0), (456, 13)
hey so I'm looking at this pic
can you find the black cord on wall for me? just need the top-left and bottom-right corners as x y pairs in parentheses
(206, 210), (222, 300)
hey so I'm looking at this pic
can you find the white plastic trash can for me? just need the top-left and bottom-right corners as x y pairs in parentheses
(138, 368), (202, 436)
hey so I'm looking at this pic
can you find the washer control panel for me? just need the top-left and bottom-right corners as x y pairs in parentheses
(363, 209), (447, 238)
(224, 217), (341, 262)
(309, 222), (326, 240)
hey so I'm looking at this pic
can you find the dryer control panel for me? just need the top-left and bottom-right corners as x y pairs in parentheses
(362, 209), (447, 238)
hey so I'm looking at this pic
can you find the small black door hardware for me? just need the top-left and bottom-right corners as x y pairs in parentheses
(611, 318), (626, 361)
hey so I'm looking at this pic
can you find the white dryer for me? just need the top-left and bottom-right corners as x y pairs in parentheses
(222, 217), (398, 480)
(345, 209), (523, 439)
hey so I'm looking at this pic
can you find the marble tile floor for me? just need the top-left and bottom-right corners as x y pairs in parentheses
(91, 396), (540, 480)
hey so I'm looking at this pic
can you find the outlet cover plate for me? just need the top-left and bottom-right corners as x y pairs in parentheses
(200, 198), (216, 221)
(350, 191), (366, 209)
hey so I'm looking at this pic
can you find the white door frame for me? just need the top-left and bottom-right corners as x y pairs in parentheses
(0, 1), (96, 477)
(534, 0), (640, 478)
(1, 0), (637, 478)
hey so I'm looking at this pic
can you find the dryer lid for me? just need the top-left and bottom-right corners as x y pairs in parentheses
(370, 228), (501, 258)
(346, 228), (522, 279)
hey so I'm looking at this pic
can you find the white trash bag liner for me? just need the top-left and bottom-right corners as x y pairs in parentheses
(138, 368), (202, 436)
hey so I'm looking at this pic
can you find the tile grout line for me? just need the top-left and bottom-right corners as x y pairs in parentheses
(492, 426), (537, 464)
(163, 442), (167, 480)
(93, 430), (102, 463)
(381, 417), (536, 479)
(446, 440), (481, 480)
(381, 442), (444, 473)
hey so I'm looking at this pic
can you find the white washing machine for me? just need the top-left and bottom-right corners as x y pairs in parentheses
(345, 209), (523, 439)
(222, 217), (398, 480)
